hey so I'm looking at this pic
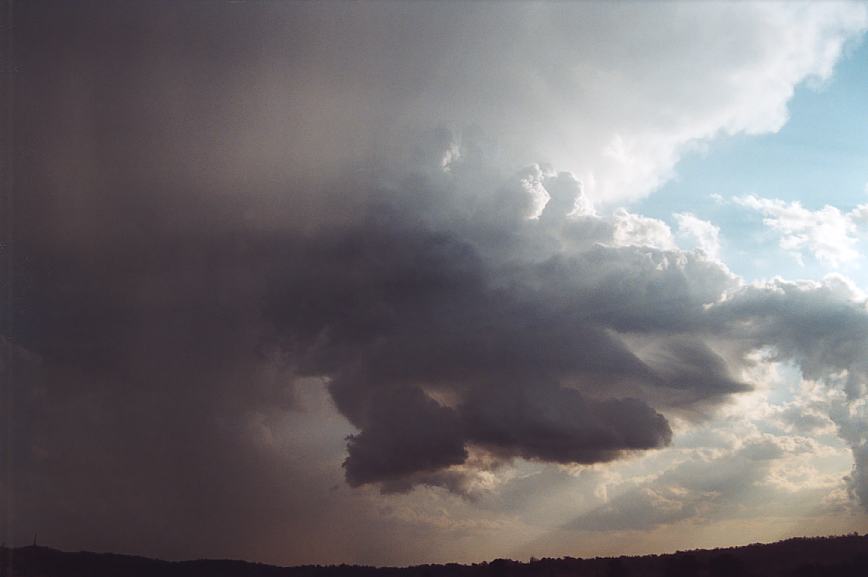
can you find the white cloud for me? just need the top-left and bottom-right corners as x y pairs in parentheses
(734, 195), (867, 266)
(235, 2), (867, 207)
(674, 213), (721, 260)
(851, 203), (868, 224)
(612, 209), (677, 251)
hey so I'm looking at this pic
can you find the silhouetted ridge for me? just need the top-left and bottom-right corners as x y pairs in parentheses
(3, 535), (868, 577)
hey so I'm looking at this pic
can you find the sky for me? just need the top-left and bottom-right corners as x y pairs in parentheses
(4, 0), (868, 567)
(634, 35), (868, 285)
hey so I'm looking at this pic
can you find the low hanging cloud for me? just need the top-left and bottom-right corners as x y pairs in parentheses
(261, 161), (697, 487)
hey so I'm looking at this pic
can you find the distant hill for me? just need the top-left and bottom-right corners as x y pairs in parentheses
(3, 534), (868, 577)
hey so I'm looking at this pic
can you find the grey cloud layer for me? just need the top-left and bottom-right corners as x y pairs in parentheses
(16, 123), (868, 500)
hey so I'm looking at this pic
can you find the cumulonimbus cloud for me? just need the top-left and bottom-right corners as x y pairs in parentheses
(12, 129), (868, 504)
(8, 0), (868, 561)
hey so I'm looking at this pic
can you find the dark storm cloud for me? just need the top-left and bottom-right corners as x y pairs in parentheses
(258, 192), (685, 486)
(11, 56), (741, 511)
(710, 279), (868, 400)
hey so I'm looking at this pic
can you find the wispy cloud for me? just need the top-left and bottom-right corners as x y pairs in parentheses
(735, 195), (868, 267)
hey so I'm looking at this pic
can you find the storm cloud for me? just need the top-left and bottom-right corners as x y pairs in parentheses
(15, 124), (868, 495)
(5, 0), (868, 565)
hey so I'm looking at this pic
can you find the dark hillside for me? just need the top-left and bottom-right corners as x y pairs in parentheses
(3, 534), (868, 577)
